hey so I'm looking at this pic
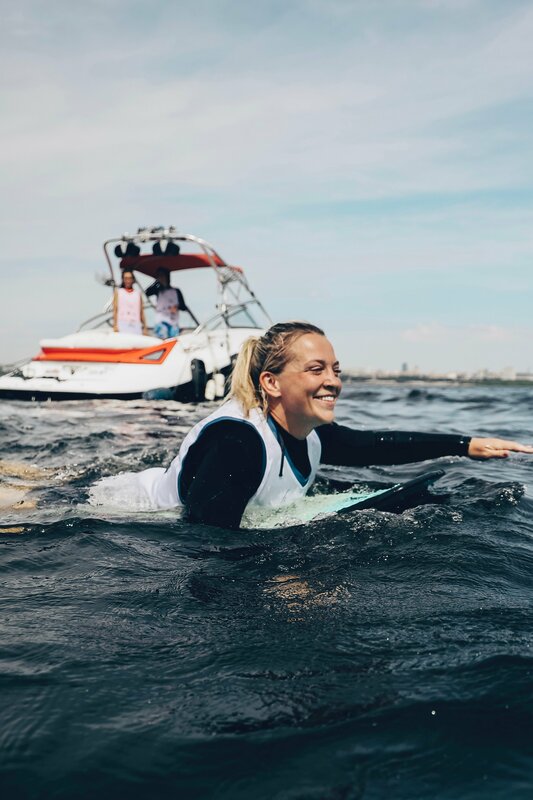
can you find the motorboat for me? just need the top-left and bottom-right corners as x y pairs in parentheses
(0, 226), (272, 401)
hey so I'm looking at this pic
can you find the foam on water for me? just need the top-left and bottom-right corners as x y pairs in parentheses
(88, 471), (163, 512)
(242, 488), (384, 528)
(89, 473), (383, 528)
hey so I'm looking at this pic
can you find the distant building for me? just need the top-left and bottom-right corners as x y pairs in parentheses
(501, 367), (516, 381)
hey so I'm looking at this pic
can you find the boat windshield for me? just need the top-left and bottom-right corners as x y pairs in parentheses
(199, 301), (272, 333)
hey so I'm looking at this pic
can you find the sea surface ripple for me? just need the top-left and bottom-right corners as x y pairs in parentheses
(1, 383), (532, 799)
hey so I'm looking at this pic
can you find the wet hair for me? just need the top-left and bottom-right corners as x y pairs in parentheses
(230, 321), (325, 416)
(120, 270), (135, 288)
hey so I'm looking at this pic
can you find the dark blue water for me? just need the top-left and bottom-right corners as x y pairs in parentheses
(1, 383), (532, 799)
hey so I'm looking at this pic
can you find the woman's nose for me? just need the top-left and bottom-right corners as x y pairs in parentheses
(325, 368), (342, 386)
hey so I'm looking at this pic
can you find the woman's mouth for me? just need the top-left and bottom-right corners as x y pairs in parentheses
(313, 394), (337, 406)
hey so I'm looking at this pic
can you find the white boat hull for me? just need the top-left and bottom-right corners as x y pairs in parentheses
(0, 328), (260, 401)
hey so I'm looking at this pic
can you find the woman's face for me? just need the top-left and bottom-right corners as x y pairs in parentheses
(263, 333), (342, 438)
(123, 272), (134, 289)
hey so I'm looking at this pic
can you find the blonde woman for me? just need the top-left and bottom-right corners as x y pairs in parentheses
(107, 322), (532, 528)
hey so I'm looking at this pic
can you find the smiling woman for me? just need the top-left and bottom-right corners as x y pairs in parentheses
(91, 321), (533, 528)
(230, 321), (341, 435)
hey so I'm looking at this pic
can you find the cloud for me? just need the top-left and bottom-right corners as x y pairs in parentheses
(3, 1), (533, 202)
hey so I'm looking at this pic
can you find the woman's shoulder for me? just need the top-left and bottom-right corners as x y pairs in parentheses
(206, 397), (265, 425)
(202, 415), (262, 441)
(187, 416), (264, 469)
(191, 402), (265, 452)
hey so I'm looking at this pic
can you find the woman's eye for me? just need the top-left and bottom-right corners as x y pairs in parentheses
(307, 365), (341, 375)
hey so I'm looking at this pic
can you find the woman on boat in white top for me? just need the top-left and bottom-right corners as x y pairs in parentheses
(113, 270), (147, 336)
(98, 322), (533, 528)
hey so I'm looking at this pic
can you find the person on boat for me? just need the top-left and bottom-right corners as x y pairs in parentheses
(110, 321), (533, 529)
(146, 267), (188, 339)
(113, 270), (147, 336)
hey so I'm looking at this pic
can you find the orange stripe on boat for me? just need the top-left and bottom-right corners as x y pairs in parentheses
(34, 339), (177, 364)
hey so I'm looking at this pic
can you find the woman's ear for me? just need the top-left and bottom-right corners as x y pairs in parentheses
(259, 371), (282, 398)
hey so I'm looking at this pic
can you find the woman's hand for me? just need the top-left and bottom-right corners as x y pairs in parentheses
(468, 438), (533, 459)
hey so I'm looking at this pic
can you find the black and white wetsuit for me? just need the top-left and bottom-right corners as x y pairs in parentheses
(124, 398), (471, 529)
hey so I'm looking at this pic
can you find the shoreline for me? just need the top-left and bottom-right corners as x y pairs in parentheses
(344, 374), (533, 388)
(2, 365), (532, 389)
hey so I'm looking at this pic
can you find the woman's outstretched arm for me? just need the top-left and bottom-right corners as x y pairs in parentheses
(317, 424), (533, 466)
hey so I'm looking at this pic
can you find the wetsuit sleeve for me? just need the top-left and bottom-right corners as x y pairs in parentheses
(184, 422), (265, 529)
(177, 289), (187, 311)
(145, 281), (160, 297)
(317, 423), (471, 466)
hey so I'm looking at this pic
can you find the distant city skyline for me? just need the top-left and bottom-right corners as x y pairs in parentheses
(348, 363), (533, 382)
(1, 1), (532, 371)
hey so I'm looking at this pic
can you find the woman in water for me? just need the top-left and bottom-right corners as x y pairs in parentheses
(108, 322), (532, 528)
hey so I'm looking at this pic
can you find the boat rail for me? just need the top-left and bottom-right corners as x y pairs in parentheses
(78, 297), (270, 337)
(78, 309), (114, 331)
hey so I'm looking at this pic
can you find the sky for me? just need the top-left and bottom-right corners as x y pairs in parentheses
(1, 0), (532, 373)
